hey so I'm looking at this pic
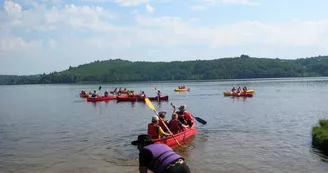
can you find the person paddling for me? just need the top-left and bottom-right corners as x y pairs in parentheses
(237, 87), (241, 96)
(104, 90), (109, 97)
(158, 111), (169, 132)
(174, 104), (193, 127)
(147, 116), (171, 139)
(140, 91), (146, 98)
(91, 90), (98, 97)
(169, 113), (189, 134)
(131, 134), (191, 173)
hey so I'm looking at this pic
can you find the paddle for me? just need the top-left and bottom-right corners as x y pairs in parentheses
(144, 98), (190, 148)
(171, 103), (207, 125)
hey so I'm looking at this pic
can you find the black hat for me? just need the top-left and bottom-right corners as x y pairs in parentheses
(131, 134), (154, 145)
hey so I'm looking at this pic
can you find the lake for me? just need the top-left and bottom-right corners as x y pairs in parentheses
(1, 77), (328, 173)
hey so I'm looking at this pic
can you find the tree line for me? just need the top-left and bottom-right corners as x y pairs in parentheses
(1, 55), (328, 85)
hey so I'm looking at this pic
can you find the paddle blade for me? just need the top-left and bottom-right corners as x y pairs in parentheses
(145, 98), (156, 112)
(195, 117), (207, 125)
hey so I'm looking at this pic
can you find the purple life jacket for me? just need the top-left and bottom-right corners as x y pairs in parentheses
(143, 144), (184, 173)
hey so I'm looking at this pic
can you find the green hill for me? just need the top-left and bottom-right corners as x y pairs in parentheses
(1, 55), (328, 85)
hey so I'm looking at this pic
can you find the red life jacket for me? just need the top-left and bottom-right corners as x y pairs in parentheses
(159, 119), (168, 132)
(148, 123), (159, 139)
(169, 120), (180, 134)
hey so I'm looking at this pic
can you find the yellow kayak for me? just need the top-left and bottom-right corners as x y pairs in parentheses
(224, 89), (255, 96)
(245, 89), (255, 93)
(174, 88), (190, 92)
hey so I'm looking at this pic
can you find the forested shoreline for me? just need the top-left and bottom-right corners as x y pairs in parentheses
(1, 55), (328, 85)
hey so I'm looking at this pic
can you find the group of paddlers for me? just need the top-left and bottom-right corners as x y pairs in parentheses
(80, 87), (135, 98)
(112, 87), (134, 95)
(129, 103), (193, 173)
(80, 89), (109, 98)
(147, 104), (194, 139)
(231, 86), (248, 94)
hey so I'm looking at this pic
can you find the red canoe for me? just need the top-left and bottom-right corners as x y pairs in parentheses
(117, 95), (169, 102)
(87, 95), (117, 102)
(153, 118), (198, 147)
(116, 95), (140, 102)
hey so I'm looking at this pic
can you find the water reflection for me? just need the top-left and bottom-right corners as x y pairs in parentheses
(311, 147), (328, 162)
(230, 96), (249, 103)
(88, 101), (102, 115)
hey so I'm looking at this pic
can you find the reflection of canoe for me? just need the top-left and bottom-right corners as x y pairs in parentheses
(117, 95), (169, 102)
(223, 92), (253, 97)
(153, 117), (198, 147)
(174, 88), (190, 92)
(87, 96), (117, 102)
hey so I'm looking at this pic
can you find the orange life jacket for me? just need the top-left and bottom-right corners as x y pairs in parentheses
(169, 120), (180, 134)
(148, 123), (159, 139)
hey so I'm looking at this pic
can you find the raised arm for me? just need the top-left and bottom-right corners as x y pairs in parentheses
(171, 103), (176, 114)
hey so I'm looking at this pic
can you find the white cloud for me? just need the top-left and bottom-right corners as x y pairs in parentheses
(115, 0), (150, 6)
(4, 3), (117, 32)
(146, 4), (154, 13)
(0, 37), (43, 52)
(3, 0), (22, 17)
(2, 0), (328, 74)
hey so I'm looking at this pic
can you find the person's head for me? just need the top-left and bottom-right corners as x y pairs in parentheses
(94, 90), (96, 93)
(151, 115), (159, 124)
(131, 134), (154, 151)
(159, 111), (166, 119)
(178, 105), (187, 112)
(172, 113), (178, 120)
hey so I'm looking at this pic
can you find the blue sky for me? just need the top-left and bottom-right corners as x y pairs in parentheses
(1, 0), (328, 75)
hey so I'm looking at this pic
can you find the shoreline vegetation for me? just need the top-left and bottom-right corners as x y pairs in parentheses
(1, 55), (328, 85)
(312, 119), (328, 154)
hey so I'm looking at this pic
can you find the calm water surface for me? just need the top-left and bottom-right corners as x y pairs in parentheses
(1, 77), (328, 173)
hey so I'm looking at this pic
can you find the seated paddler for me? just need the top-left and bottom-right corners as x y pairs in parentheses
(147, 115), (171, 139)
(158, 111), (169, 132)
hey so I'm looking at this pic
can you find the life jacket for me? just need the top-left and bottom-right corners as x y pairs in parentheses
(177, 111), (194, 127)
(176, 111), (187, 124)
(168, 119), (180, 134)
(148, 123), (160, 139)
(159, 119), (168, 132)
(143, 144), (184, 173)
